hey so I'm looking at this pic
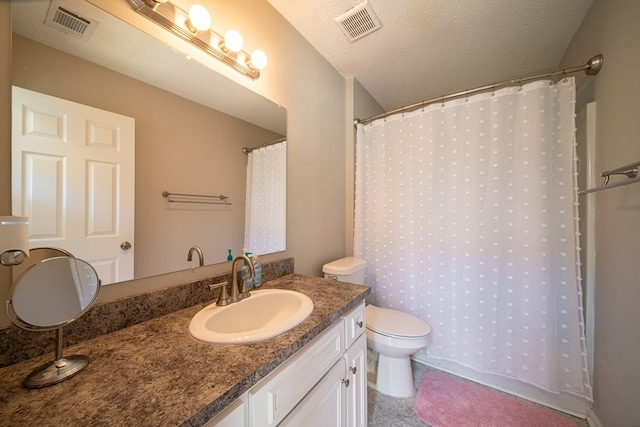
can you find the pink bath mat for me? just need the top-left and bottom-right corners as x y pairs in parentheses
(414, 370), (579, 427)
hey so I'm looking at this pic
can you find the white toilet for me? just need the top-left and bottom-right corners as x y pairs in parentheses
(322, 257), (431, 398)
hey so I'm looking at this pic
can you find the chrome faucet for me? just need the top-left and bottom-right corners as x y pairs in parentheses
(231, 255), (255, 302)
(187, 246), (204, 266)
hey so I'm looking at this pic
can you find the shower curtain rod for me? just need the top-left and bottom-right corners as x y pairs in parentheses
(242, 136), (286, 154)
(355, 54), (603, 126)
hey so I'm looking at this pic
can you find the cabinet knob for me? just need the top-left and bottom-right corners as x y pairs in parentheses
(350, 366), (357, 375)
(355, 320), (363, 328)
(342, 378), (350, 388)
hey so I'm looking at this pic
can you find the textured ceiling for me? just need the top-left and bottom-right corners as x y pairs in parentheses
(266, 0), (593, 112)
(13, 0), (593, 122)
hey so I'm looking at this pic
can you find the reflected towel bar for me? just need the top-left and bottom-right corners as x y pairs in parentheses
(579, 160), (640, 195)
(242, 137), (287, 154)
(162, 191), (231, 205)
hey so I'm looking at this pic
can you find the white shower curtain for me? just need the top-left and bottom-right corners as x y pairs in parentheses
(354, 78), (592, 399)
(244, 141), (286, 254)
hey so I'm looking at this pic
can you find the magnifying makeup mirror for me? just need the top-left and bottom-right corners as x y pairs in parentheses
(6, 248), (101, 388)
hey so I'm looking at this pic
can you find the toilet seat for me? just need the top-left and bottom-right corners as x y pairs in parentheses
(365, 305), (431, 339)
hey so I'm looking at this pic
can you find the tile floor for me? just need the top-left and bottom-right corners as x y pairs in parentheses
(367, 361), (589, 427)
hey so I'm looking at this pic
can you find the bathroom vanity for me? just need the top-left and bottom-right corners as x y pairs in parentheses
(0, 274), (369, 426)
(209, 301), (367, 426)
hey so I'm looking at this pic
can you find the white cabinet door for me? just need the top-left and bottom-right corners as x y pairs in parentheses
(344, 302), (366, 348)
(345, 334), (368, 427)
(12, 86), (135, 284)
(279, 358), (348, 427)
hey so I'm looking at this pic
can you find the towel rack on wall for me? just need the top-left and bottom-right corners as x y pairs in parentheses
(579, 160), (640, 195)
(162, 191), (231, 205)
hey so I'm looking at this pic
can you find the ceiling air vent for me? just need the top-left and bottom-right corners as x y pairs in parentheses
(44, 1), (99, 41)
(335, 1), (382, 42)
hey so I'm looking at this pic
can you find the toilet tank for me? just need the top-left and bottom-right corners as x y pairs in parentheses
(322, 257), (367, 284)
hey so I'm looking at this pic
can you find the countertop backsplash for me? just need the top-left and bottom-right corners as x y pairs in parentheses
(0, 257), (294, 368)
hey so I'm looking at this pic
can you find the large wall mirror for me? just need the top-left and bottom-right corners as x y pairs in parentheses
(11, 0), (287, 285)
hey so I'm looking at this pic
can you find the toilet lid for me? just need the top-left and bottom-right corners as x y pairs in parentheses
(365, 305), (431, 338)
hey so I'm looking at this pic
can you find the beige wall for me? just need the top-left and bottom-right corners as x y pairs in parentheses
(1, 2), (347, 309)
(230, 0), (348, 274)
(560, 0), (640, 425)
(0, 4), (11, 314)
(345, 78), (384, 254)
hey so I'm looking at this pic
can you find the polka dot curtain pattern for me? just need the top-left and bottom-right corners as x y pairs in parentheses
(354, 78), (592, 400)
(244, 141), (287, 254)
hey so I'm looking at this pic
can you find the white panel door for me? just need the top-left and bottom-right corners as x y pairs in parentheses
(12, 86), (135, 284)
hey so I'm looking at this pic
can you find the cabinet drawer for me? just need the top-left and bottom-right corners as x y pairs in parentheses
(249, 321), (344, 427)
(203, 396), (246, 427)
(344, 302), (366, 348)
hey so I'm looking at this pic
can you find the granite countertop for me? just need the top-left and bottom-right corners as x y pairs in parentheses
(0, 274), (370, 427)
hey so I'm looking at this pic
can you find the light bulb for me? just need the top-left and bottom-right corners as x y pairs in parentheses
(250, 50), (268, 70)
(224, 30), (244, 53)
(187, 4), (211, 32)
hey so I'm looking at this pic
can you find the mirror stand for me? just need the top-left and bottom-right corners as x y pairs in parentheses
(22, 327), (89, 389)
(6, 250), (101, 389)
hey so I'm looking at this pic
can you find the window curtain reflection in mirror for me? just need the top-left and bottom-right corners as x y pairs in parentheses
(354, 78), (592, 400)
(244, 141), (287, 254)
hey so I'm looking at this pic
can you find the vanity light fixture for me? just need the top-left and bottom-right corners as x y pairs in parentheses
(222, 29), (243, 53)
(185, 4), (211, 32)
(127, 0), (268, 79)
(249, 49), (268, 70)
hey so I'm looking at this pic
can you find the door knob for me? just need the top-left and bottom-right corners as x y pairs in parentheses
(120, 241), (132, 250)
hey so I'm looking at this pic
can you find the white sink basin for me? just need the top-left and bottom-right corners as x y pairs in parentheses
(189, 289), (314, 344)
